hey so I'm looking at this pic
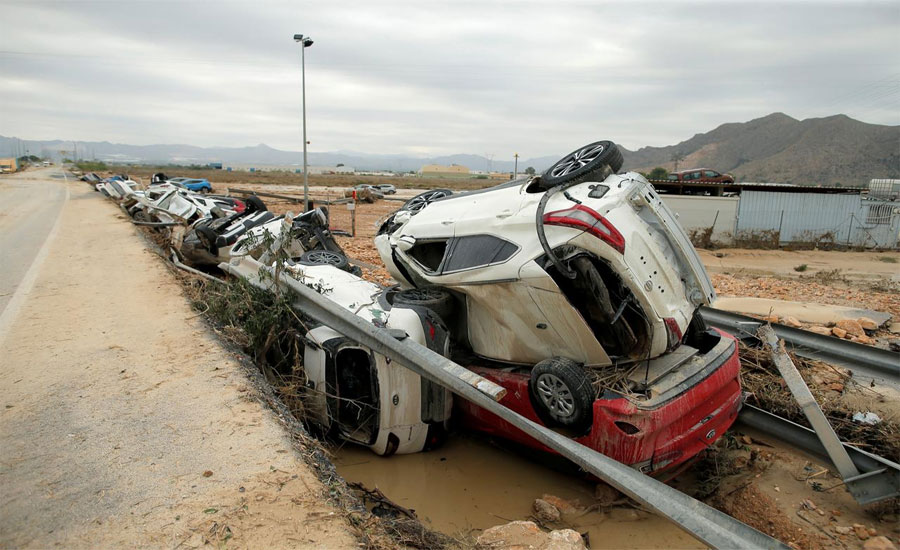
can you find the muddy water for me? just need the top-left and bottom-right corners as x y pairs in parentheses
(335, 434), (704, 549)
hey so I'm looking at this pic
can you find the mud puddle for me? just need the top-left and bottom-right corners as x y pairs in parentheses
(335, 434), (703, 549)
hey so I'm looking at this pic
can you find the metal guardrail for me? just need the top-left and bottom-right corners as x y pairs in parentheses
(222, 257), (787, 550)
(700, 306), (900, 386)
(738, 405), (900, 505)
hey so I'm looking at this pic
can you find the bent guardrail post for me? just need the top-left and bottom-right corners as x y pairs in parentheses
(757, 325), (886, 506)
(221, 257), (788, 550)
(738, 405), (900, 505)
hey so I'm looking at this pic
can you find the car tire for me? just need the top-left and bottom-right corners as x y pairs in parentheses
(196, 225), (220, 255)
(245, 195), (267, 213)
(402, 189), (453, 214)
(540, 140), (624, 188)
(199, 187), (210, 194)
(529, 357), (593, 430)
(297, 250), (350, 271)
(393, 287), (454, 321)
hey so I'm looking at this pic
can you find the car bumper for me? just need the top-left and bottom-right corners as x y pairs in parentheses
(456, 329), (742, 474)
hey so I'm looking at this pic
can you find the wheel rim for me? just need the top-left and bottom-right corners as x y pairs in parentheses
(406, 190), (450, 212)
(550, 143), (605, 178)
(535, 373), (576, 420)
(306, 250), (342, 265)
(401, 288), (445, 301)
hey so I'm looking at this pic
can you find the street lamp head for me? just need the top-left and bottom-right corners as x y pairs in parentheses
(293, 34), (313, 47)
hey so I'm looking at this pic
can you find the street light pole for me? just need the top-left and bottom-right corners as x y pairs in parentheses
(513, 152), (519, 180)
(294, 33), (314, 211)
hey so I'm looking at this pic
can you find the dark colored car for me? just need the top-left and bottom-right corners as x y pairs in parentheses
(667, 169), (735, 184)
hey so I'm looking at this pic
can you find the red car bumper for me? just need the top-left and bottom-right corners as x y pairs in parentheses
(456, 329), (742, 475)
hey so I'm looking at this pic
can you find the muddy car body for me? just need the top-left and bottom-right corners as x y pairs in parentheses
(374, 140), (741, 473)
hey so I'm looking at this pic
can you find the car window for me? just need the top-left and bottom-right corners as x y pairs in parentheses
(689, 171), (701, 180)
(667, 174), (678, 181)
(442, 235), (519, 273)
(704, 170), (718, 178)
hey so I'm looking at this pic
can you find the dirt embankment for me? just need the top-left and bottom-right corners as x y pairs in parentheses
(0, 175), (358, 548)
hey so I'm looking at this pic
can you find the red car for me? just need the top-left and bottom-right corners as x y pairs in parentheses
(456, 328), (742, 476)
(667, 169), (735, 184)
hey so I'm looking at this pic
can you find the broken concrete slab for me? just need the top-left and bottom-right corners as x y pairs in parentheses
(713, 296), (892, 327)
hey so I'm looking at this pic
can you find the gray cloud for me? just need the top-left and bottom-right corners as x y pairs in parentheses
(1, 0), (897, 159)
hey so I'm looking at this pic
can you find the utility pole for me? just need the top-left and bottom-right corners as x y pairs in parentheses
(513, 152), (519, 180)
(294, 33), (314, 212)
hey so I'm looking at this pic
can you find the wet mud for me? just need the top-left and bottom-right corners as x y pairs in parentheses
(335, 434), (703, 549)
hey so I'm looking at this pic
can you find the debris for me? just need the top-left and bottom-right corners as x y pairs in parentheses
(533, 499), (561, 522)
(808, 326), (832, 336)
(835, 319), (865, 337)
(800, 499), (817, 511)
(863, 536), (897, 550)
(829, 383), (845, 393)
(831, 327), (848, 339)
(764, 314), (780, 323)
(852, 412), (882, 425)
(855, 523), (871, 540)
(203, 470), (213, 477)
(783, 316), (802, 328)
(835, 526), (852, 535)
(593, 483), (621, 507)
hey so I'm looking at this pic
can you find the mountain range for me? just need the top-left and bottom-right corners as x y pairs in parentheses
(3, 113), (897, 185)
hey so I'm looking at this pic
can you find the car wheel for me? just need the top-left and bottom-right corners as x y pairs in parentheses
(200, 187), (210, 194)
(196, 226), (219, 255)
(529, 357), (593, 430)
(393, 287), (454, 321)
(403, 189), (453, 214)
(245, 195), (267, 213)
(540, 140), (624, 188)
(297, 250), (350, 271)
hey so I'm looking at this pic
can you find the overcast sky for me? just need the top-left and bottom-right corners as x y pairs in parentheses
(1, 0), (898, 158)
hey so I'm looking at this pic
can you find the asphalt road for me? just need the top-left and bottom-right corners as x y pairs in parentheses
(0, 168), (68, 315)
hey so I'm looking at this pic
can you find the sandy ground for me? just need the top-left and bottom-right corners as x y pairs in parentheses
(0, 171), (357, 548)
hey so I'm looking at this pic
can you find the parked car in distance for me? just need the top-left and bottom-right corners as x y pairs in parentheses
(667, 169), (734, 184)
(374, 184), (397, 194)
(344, 184), (384, 203)
(174, 178), (213, 193)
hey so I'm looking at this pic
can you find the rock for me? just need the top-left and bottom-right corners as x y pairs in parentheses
(855, 523), (872, 541)
(868, 528), (879, 537)
(546, 529), (587, 550)
(864, 536), (897, 550)
(809, 326), (833, 336)
(801, 499), (817, 510)
(540, 494), (580, 515)
(829, 383), (845, 393)
(741, 435), (753, 445)
(832, 327), (848, 339)
(764, 314), (780, 323)
(835, 526), (853, 535)
(858, 317), (879, 331)
(533, 499), (561, 522)
(476, 521), (586, 550)
(783, 316), (802, 328)
(593, 483), (620, 507)
(477, 520), (542, 548)
(851, 335), (876, 345)
(835, 319), (865, 337)
(888, 322), (900, 335)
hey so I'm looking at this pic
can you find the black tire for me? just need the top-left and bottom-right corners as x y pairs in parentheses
(196, 225), (220, 256)
(297, 249), (350, 271)
(402, 189), (453, 214)
(393, 287), (454, 321)
(199, 187), (210, 194)
(133, 210), (151, 222)
(540, 140), (624, 188)
(529, 357), (594, 430)
(244, 195), (267, 213)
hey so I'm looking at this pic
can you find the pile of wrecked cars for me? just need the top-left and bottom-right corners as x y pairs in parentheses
(89, 142), (742, 476)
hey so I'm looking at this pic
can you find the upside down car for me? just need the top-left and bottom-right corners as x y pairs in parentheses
(373, 139), (743, 475)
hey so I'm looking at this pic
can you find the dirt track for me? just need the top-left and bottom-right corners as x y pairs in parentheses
(0, 170), (357, 548)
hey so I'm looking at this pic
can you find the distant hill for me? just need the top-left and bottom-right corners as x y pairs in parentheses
(620, 113), (900, 186)
(3, 113), (897, 185)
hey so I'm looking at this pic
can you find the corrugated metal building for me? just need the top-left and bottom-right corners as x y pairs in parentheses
(735, 191), (900, 248)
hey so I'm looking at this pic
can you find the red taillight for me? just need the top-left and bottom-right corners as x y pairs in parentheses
(233, 200), (246, 213)
(542, 205), (625, 254)
(663, 317), (683, 350)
